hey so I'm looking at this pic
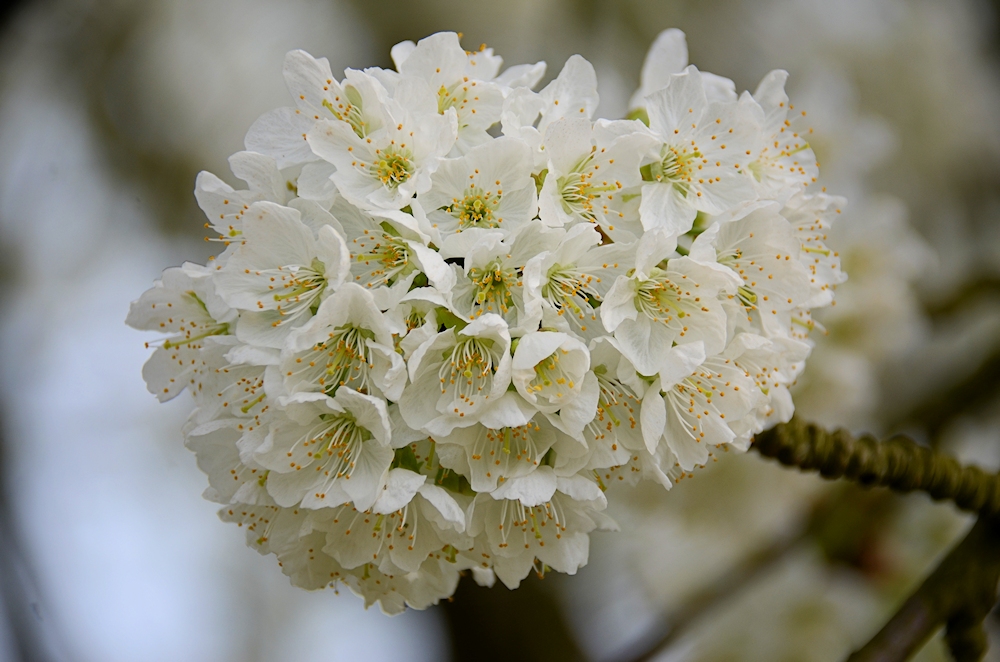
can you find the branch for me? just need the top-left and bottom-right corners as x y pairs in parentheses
(751, 418), (1000, 516)
(847, 514), (1000, 662)
(620, 521), (808, 662)
(440, 573), (588, 662)
(924, 277), (1000, 319)
(890, 343), (1000, 438)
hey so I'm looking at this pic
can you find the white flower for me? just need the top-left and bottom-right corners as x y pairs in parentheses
(195, 151), (291, 251)
(690, 204), (813, 337)
(522, 223), (631, 341)
(185, 336), (273, 427)
(329, 196), (453, 297)
(254, 387), (393, 511)
(307, 71), (457, 212)
(386, 288), (448, 357)
(746, 70), (819, 201)
(127, 263), (235, 401)
(538, 118), (656, 238)
(435, 417), (558, 493)
(340, 554), (462, 615)
(399, 313), (512, 436)
(185, 419), (270, 506)
(279, 282), (405, 401)
(500, 55), (600, 168)
(575, 339), (653, 482)
(780, 192), (848, 307)
(601, 230), (740, 375)
(511, 331), (590, 413)
(245, 51), (387, 169)
(215, 201), (350, 348)
(316, 468), (467, 575)
(724, 333), (811, 428)
(386, 32), (508, 154)
(640, 341), (767, 471)
(639, 66), (759, 235)
(419, 136), (538, 257)
(449, 224), (559, 329)
(220, 503), (312, 559)
(467, 469), (614, 589)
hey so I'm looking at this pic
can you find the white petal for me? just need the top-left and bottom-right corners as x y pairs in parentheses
(417, 484), (466, 532)
(556, 474), (605, 504)
(658, 342), (706, 389)
(640, 379), (666, 454)
(599, 276), (638, 333)
(337, 443), (394, 512)
(316, 225), (351, 289)
(630, 28), (688, 109)
(471, 567), (496, 588)
(372, 468), (427, 514)
(408, 241), (456, 292)
(490, 466), (557, 507)
(477, 392), (536, 429)
(244, 107), (317, 169)
(645, 66), (707, 137)
(634, 228), (678, 278)
(335, 387), (392, 446)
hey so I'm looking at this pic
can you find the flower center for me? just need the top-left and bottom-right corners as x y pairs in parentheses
(558, 153), (620, 221)
(295, 413), (375, 502)
(160, 291), (229, 349)
(588, 370), (639, 442)
(468, 260), (518, 315)
(469, 421), (547, 486)
(666, 368), (725, 443)
(439, 337), (497, 406)
(404, 309), (426, 332)
(542, 265), (599, 319)
(634, 268), (689, 322)
(271, 259), (328, 322)
(287, 325), (375, 396)
(481, 424), (540, 462)
(450, 186), (501, 229)
(322, 84), (369, 138)
(750, 141), (812, 181)
(354, 233), (412, 287)
(527, 349), (575, 398)
(437, 82), (471, 117)
(213, 368), (267, 415)
(372, 146), (414, 189)
(494, 496), (565, 549)
(643, 144), (701, 193)
(329, 502), (421, 560)
(311, 412), (372, 464)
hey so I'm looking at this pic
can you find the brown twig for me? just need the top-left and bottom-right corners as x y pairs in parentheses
(847, 515), (1000, 662)
(751, 418), (1000, 516)
(620, 522), (808, 662)
(889, 343), (1000, 439)
(924, 277), (1000, 319)
(441, 573), (588, 662)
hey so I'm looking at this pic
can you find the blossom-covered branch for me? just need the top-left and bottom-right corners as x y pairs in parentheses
(127, 29), (848, 613)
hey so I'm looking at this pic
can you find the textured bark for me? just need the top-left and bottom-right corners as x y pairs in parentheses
(752, 417), (1000, 516)
(440, 573), (588, 662)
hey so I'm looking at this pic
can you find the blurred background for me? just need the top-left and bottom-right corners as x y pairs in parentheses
(1, 0), (1000, 660)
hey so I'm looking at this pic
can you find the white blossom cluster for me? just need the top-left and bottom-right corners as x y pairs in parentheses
(127, 29), (845, 613)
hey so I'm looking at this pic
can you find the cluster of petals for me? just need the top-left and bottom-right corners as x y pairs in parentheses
(128, 29), (845, 613)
